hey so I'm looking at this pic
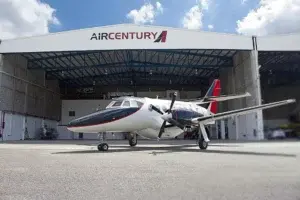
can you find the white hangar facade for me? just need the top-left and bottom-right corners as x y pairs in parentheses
(0, 24), (299, 141)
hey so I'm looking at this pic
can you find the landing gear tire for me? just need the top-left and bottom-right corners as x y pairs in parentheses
(97, 143), (109, 151)
(198, 137), (208, 150)
(128, 132), (137, 147)
(97, 132), (109, 151)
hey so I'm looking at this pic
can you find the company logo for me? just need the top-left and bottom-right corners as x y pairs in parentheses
(90, 30), (167, 43)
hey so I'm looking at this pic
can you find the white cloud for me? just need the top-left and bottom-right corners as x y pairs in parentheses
(0, 0), (60, 40)
(126, 1), (163, 25)
(236, 0), (300, 36)
(201, 0), (210, 10)
(182, 5), (203, 29)
(182, 0), (210, 30)
(156, 2), (163, 13)
(208, 24), (214, 30)
(241, 0), (248, 5)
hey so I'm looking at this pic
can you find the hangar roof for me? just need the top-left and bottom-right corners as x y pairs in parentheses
(0, 24), (246, 88)
(257, 32), (300, 51)
(1, 24), (300, 88)
(0, 23), (254, 53)
(2, 24), (300, 53)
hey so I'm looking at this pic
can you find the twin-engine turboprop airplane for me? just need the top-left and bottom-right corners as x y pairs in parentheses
(67, 79), (296, 151)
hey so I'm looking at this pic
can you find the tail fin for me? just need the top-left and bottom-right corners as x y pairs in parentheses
(204, 79), (221, 114)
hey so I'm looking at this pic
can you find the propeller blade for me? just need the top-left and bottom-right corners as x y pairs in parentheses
(157, 92), (179, 139)
(168, 92), (177, 113)
(149, 104), (164, 115)
(158, 121), (167, 138)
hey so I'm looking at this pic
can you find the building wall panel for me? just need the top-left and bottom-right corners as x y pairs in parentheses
(35, 97), (44, 117)
(46, 80), (60, 93)
(26, 96), (36, 116)
(2, 113), (24, 141)
(1, 73), (14, 88)
(44, 119), (58, 129)
(219, 50), (263, 140)
(0, 86), (14, 111)
(26, 116), (43, 139)
(15, 78), (26, 93)
(13, 90), (26, 113)
(0, 54), (61, 121)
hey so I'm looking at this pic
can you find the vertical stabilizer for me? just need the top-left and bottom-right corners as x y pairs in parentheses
(204, 79), (221, 114)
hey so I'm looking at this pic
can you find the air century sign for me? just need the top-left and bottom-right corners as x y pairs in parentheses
(90, 30), (167, 43)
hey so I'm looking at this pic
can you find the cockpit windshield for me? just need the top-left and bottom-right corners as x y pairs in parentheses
(106, 98), (144, 109)
(111, 101), (123, 107)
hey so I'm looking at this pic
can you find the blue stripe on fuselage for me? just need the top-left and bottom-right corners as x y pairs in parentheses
(67, 107), (140, 128)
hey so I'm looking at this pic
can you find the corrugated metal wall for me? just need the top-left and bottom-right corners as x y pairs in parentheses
(0, 54), (61, 140)
(0, 54), (61, 120)
(2, 113), (24, 141)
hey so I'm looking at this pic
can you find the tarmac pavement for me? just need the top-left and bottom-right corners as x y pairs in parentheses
(0, 139), (299, 200)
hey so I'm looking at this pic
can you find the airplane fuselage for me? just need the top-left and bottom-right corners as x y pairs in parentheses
(67, 97), (211, 139)
(66, 79), (296, 152)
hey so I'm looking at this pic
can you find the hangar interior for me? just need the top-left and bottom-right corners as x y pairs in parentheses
(0, 25), (299, 141)
(259, 51), (300, 129)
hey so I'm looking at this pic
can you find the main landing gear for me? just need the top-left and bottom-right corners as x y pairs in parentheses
(97, 132), (109, 151)
(198, 137), (208, 150)
(128, 132), (137, 147)
(197, 125), (210, 150)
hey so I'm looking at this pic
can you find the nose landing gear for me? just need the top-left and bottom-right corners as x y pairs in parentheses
(97, 132), (109, 151)
(128, 132), (137, 147)
(98, 143), (109, 151)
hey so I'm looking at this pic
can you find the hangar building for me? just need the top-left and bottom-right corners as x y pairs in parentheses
(0, 24), (299, 141)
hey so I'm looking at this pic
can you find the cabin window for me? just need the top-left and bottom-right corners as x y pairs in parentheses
(123, 101), (130, 107)
(130, 100), (138, 107)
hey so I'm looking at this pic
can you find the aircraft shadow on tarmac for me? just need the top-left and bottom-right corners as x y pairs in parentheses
(52, 144), (297, 158)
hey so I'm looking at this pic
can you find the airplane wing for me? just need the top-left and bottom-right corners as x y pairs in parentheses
(191, 99), (296, 124)
(187, 92), (251, 105)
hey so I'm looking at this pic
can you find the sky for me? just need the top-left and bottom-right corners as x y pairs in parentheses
(1, 0), (300, 40)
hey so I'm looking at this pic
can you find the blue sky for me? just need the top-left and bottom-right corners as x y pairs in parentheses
(44, 0), (260, 34)
(2, 0), (296, 40)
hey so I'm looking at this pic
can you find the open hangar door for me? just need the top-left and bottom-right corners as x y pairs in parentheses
(259, 51), (300, 139)
(256, 33), (300, 139)
(21, 49), (239, 140)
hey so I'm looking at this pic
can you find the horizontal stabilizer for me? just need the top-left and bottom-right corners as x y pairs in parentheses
(191, 99), (296, 124)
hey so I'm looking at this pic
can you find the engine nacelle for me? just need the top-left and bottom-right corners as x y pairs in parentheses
(171, 109), (203, 125)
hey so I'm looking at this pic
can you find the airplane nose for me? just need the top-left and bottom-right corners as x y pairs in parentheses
(67, 107), (140, 129)
(67, 109), (115, 128)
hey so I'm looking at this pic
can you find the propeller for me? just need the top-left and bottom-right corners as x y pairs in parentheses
(149, 92), (184, 139)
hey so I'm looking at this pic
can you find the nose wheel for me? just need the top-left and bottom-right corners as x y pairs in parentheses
(98, 143), (109, 151)
(97, 132), (109, 151)
(128, 132), (137, 147)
